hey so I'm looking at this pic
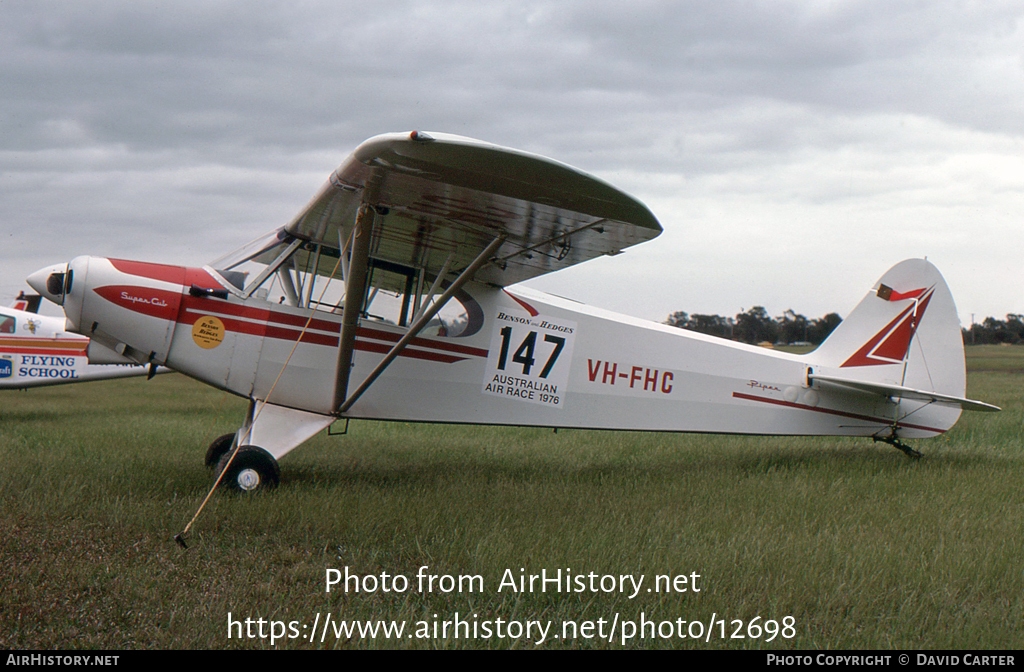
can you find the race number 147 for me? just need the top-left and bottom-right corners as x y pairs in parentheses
(483, 312), (576, 408)
(495, 327), (565, 378)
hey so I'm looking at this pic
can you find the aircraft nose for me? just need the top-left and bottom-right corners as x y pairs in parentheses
(27, 263), (69, 306)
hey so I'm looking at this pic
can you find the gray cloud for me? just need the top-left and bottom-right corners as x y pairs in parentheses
(2, 0), (1022, 324)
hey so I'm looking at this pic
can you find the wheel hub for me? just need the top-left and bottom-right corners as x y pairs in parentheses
(237, 468), (261, 491)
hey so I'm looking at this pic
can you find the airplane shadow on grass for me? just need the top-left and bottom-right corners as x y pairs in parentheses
(250, 443), (1003, 494)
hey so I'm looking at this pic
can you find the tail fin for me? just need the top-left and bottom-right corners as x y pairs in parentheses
(809, 259), (996, 435)
(813, 258), (963, 392)
(10, 291), (42, 314)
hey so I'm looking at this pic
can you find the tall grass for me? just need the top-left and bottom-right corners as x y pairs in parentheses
(1, 347), (1021, 649)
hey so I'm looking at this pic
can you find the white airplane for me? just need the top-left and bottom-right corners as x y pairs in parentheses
(0, 292), (161, 388)
(26, 131), (998, 493)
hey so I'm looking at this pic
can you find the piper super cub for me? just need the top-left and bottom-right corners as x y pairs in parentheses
(27, 131), (998, 492)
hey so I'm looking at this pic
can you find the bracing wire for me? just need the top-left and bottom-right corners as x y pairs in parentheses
(175, 246), (346, 548)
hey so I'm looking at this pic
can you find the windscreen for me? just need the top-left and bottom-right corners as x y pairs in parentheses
(207, 228), (469, 335)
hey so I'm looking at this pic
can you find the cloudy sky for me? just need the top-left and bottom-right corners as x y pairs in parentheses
(2, 1), (1022, 326)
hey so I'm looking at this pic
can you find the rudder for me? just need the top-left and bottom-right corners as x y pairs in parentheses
(810, 258), (966, 405)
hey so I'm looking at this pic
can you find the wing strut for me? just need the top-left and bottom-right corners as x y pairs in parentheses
(337, 234), (505, 415)
(333, 204), (375, 411)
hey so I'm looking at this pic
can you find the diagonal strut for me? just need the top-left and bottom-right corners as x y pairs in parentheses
(337, 235), (505, 415)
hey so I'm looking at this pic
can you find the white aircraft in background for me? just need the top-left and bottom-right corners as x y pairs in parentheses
(0, 292), (165, 389)
(27, 131), (998, 494)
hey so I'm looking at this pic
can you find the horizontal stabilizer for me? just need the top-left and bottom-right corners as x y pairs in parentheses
(810, 373), (1001, 413)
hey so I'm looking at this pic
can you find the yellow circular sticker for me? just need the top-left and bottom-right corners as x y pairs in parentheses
(192, 316), (225, 349)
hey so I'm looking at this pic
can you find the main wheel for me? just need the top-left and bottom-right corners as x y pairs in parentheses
(205, 433), (237, 468)
(216, 445), (280, 492)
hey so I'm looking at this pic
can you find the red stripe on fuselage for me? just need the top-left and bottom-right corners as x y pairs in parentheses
(357, 326), (489, 358)
(0, 337), (88, 348)
(94, 285), (180, 320)
(179, 309), (341, 348)
(99, 282), (487, 362)
(503, 290), (539, 317)
(109, 259), (220, 288)
(0, 346), (88, 357)
(179, 295), (340, 333)
(353, 339), (467, 363)
(732, 392), (945, 434)
(178, 298), (488, 357)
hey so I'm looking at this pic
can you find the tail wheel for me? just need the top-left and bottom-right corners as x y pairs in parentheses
(216, 445), (280, 492)
(204, 433), (237, 468)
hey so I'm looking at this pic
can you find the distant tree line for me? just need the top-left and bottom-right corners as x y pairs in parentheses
(666, 306), (1024, 347)
(665, 307), (843, 345)
(963, 314), (1024, 345)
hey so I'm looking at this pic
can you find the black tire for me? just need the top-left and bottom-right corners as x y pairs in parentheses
(216, 445), (280, 492)
(205, 433), (237, 468)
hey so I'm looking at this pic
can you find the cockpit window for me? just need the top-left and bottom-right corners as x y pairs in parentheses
(207, 227), (471, 335)
(209, 228), (294, 289)
(0, 315), (15, 334)
(207, 228), (312, 303)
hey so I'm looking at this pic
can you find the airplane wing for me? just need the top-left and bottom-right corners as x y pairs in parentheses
(280, 131), (662, 290)
(810, 373), (1001, 413)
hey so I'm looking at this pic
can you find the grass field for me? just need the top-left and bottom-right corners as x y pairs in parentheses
(1, 345), (1022, 649)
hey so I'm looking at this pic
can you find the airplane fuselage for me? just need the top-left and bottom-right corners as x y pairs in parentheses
(0, 304), (151, 389)
(54, 255), (958, 448)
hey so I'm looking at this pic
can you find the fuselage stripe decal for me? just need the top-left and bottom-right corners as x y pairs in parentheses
(102, 280), (488, 361)
(0, 338), (88, 348)
(177, 311), (487, 358)
(357, 326), (488, 358)
(732, 392), (946, 434)
(503, 290), (539, 317)
(0, 338), (89, 357)
(178, 311), (478, 362)
(353, 340), (467, 363)
(0, 347), (89, 357)
(180, 295), (341, 332)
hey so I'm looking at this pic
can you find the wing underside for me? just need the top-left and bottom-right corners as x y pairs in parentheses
(281, 132), (662, 291)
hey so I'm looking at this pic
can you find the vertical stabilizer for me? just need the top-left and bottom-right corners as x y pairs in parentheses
(810, 258), (966, 411)
(11, 292), (42, 314)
